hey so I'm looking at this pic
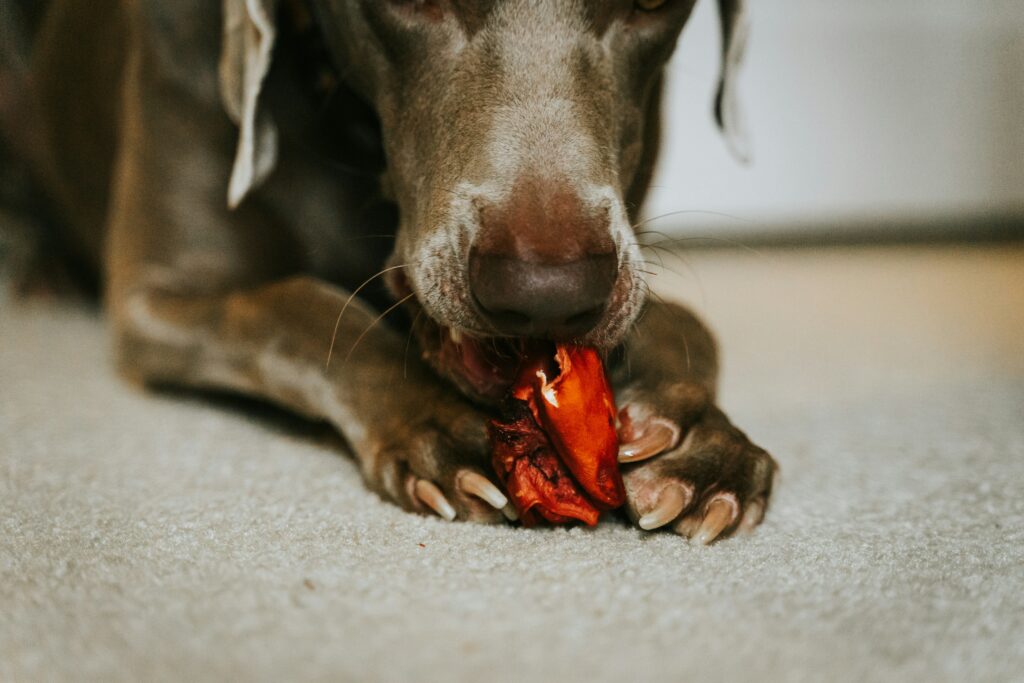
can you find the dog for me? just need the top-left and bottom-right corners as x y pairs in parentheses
(4, 0), (775, 542)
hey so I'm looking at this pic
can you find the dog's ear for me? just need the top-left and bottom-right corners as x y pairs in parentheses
(219, 0), (279, 209)
(714, 0), (750, 163)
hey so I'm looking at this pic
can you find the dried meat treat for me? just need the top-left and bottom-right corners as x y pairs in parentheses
(489, 344), (625, 525)
(490, 399), (601, 526)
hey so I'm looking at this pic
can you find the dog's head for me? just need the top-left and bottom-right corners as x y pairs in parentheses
(220, 0), (748, 400)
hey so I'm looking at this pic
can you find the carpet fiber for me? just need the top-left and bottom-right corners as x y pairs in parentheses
(2, 245), (1023, 682)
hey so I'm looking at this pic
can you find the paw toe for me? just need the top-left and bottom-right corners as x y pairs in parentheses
(453, 469), (511, 523)
(456, 470), (508, 510)
(671, 492), (755, 544)
(738, 496), (766, 532)
(617, 407), (681, 463)
(692, 493), (740, 545)
(413, 478), (457, 521)
(405, 469), (509, 525)
(636, 482), (692, 530)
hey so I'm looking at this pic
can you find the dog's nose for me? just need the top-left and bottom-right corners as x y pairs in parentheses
(469, 251), (618, 337)
(468, 176), (619, 338)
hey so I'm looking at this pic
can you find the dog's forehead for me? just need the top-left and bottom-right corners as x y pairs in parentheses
(326, 0), (699, 72)
(449, 0), (610, 36)
(346, 0), (623, 38)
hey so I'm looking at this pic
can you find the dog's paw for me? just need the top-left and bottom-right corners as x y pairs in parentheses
(360, 403), (516, 524)
(617, 400), (777, 543)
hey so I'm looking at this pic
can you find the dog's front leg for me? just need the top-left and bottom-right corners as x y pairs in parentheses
(111, 275), (512, 523)
(610, 301), (778, 543)
(99, 38), (510, 524)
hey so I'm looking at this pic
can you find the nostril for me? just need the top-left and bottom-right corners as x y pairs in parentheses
(469, 251), (618, 337)
(564, 305), (606, 331)
(481, 308), (532, 330)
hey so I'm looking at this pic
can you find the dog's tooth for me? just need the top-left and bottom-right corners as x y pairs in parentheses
(637, 484), (689, 531)
(694, 495), (739, 545)
(449, 328), (464, 345)
(501, 503), (519, 522)
(457, 471), (508, 510)
(414, 479), (457, 521)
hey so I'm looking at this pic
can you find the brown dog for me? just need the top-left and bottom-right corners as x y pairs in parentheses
(7, 0), (775, 541)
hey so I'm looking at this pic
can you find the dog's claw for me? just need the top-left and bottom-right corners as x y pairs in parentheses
(618, 420), (678, 463)
(501, 503), (519, 522)
(694, 495), (739, 545)
(457, 470), (508, 510)
(637, 484), (689, 530)
(414, 479), (457, 521)
(739, 498), (765, 531)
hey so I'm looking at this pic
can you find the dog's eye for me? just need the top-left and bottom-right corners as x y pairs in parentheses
(635, 0), (669, 10)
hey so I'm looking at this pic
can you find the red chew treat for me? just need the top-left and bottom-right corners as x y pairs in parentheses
(490, 400), (601, 526)
(489, 345), (625, 526)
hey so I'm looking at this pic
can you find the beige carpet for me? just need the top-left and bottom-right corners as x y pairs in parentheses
(2, 245), (1023, 682)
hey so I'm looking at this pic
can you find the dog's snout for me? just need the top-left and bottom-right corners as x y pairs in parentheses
(470, 252), (617, 337)
(467, 178), (620, 338)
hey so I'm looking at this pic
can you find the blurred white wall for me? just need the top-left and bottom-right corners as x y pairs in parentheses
(646, 0), (1024, 236)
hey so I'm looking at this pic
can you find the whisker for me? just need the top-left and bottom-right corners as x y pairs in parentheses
(344, 292), (417, 364)
(633, 209), (753, 232)
(637, 250), (706, 307)
(634, 228), (675, 242)
(639, 243), (668, 269)
(639, 248), (700, 282)
(404, 307), (425, 380)
(638, 257), (683, 278)
(640, 234), (766, 258)
(326, 263), (411, 369)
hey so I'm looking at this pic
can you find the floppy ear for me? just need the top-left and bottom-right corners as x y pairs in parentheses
(219, 0), (280, 209)
(714, 0), (751, 163)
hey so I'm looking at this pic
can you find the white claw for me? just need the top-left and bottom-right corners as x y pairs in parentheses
(695, 495), (739, 545)
(739, 498), (765, 531)
(618, 421), (679, 463)
(457, 471), (508, 510)
(414, 479), (457, 521)
(449, 328), (464, 345)
(501, 503), (519, 522)
(638, 485), (688, 530)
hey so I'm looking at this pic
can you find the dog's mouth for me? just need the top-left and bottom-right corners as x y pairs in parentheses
(386, 258), (635, 404)
(387, 269), (557, 403)
(415, 315), (537, 404)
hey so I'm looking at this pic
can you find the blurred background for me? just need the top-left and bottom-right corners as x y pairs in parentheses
(646, 0), (1024, 241)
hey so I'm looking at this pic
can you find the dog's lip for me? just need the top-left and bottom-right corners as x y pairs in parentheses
(431, 326), (524, 403)
(389, 265), (610, 402)
(400, 292), (611, 403)
(387, 264), (517, 399)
